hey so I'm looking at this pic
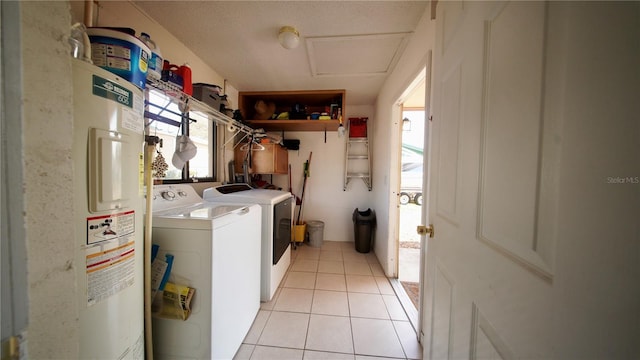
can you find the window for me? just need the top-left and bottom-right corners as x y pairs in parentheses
(146, 89), (217, 181)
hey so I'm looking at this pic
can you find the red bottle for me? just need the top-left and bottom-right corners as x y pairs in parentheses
(179, 64), (192, 95)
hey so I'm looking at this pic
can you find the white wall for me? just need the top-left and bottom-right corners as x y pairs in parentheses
(268, 105), (375, 243)
(19, 1), (79, 357)
(372, 8), (435, 275)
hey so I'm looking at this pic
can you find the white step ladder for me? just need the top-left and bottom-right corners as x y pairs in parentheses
(344, 118), (372, 191)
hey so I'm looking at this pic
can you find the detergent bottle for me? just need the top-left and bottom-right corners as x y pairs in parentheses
(139, 32), (163, 80)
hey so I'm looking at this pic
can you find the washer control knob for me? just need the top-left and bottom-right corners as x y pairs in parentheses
(177, 190), (187, 197)
(161, 191), (176, 200)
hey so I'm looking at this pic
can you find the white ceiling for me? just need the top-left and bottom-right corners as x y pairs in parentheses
(132, 1), (429, 107)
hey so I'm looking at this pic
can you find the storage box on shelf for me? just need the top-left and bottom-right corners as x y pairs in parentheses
(238, 90), (346, 132)
(349, 117), (368, 137)
(234, 142), (288, 175)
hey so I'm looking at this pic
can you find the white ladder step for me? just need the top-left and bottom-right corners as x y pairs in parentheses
(348, 137), (368, 143)
(344, 118), (372, 191)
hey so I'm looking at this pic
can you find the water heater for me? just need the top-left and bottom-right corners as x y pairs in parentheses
(72, 58), (145, 359)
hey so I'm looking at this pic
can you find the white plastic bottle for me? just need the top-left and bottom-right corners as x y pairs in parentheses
(140, 32), (163, 80)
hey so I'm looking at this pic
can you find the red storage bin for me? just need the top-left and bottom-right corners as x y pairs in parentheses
(349, 117), (368, 138)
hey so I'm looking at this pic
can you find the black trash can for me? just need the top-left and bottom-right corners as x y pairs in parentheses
(352, 208), (376, 253)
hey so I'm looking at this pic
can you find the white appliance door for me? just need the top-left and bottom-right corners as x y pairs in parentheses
(424, 2), (639, 359)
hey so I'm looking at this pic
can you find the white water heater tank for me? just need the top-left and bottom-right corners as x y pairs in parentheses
(72, 58), (145, 359)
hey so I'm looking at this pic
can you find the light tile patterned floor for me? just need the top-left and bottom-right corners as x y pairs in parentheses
(234, 241), (422, 360)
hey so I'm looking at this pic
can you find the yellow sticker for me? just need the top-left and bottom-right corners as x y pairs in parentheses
(139, 50), (149, 72)
(139, 153), (145, 196)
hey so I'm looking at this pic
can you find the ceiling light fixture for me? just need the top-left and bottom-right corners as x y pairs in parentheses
(278, 26), (300, 50)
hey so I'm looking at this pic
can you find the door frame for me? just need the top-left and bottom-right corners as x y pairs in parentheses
(418, 51), (433, 345)
(389, 51), (432, 342)
(1, 0), (29, 348)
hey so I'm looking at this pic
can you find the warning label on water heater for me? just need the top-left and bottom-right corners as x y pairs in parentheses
(86, 239), (136, 306)
(87, 211), (135, 245)
(85, 211), (137, 306)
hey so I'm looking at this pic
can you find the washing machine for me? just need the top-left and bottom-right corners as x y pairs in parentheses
(150, 184), (261, 359)
(203, 184), (293, 302)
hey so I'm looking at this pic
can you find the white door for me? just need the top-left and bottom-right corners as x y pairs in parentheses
(422, 1), (639, 358)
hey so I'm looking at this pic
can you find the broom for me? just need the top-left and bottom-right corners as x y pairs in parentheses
(296, 152), (312, 225)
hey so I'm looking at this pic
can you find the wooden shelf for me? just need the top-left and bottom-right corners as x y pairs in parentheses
(238, 89), (345, 132)
(244, 119), (341, 132)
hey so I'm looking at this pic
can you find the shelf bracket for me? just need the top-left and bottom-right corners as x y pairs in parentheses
(145, 135), (161, 146)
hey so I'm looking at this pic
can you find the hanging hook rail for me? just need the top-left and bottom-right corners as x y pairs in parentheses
(146, 77), (254, 136)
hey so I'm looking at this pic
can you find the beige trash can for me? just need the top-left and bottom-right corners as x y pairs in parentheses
(306, 220), (324, 248)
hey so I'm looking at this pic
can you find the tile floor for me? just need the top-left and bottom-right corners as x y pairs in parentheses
(234, 241), (423, 360)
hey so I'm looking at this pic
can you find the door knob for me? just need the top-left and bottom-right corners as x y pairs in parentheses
(417, 224), (434, 238)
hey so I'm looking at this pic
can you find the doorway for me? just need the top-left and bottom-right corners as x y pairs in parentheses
(398, 107), (425, 305)
(392, 69), (428, 333)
